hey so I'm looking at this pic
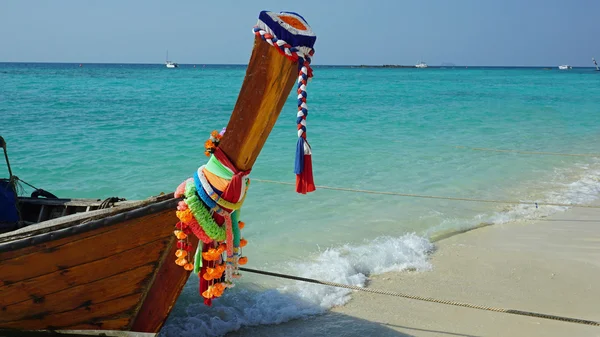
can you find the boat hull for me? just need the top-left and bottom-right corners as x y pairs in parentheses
(0, 196), (194, 333)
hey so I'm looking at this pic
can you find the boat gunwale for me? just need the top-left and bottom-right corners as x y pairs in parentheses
(0, 194), (181, 253)
(0, 328), (156, 336)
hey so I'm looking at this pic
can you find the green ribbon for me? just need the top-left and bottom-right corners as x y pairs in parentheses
(206, 154), (234, 179)
(194, 242), (203, 273)
(232, 210), (241, 247)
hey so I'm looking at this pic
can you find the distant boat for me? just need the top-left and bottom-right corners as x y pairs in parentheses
(165, 50), (179, 68)
(558, 65), (572, 70)
(593, 57), (599, 71)
(415, 61), (428, 68)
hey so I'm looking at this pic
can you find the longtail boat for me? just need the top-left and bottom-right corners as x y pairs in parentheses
(0, 10), (316, 336)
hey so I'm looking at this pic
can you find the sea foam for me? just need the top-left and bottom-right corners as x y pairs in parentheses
(159, 233), (433, 337)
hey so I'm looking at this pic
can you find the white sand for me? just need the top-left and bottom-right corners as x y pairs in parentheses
(228, 205), (600, 337)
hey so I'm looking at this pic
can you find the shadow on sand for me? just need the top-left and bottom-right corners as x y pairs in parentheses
(156, 277), (481, 337)
(226, 311), (483, 337)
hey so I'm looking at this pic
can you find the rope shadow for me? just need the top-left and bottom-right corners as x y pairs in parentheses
(379, 322), (482, 337)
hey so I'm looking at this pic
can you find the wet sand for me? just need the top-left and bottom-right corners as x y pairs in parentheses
(228, 204), (600, 337)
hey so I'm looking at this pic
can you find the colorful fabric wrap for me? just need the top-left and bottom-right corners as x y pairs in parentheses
(196, 164), (249, 210)
(254, 11), (317, 194)
(202, 167), (229, 192)
(194, 170), (219, 210)
(212, 147), (251, 202)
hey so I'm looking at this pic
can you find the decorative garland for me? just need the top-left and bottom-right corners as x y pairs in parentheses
(184, 181), (226, 242)
(172, 128), (249, 305)
(204, 129), (224, 157)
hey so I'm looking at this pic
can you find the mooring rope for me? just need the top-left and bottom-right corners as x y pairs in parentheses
(239, 267), (600, 327)
(252, 179), (600, 209)
(454, 146), (600, 158)
(11, 176), (38, 191)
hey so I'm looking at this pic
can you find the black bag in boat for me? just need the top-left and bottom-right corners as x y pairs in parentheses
(0, 179), (19, 231)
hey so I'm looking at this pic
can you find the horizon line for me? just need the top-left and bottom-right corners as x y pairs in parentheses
(0, 61), (596, 68)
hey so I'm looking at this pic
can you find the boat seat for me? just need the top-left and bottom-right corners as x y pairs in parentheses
(0, 179), (19, 232)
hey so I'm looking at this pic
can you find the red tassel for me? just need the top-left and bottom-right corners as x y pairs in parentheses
(296, 154), (315, 194)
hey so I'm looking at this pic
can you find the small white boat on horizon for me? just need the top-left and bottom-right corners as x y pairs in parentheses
(165, 50), (179, 68)
(415, 61), (428, 68)
(558, 64), (572, 70)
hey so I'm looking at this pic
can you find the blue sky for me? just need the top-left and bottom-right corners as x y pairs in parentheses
(1, 0), (598, 66)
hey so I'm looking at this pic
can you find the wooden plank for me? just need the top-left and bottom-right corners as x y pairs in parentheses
(36, 205), (46, 223)
(0, 327), (153, 337)
(0, 220), (116, 261)
(0, 294), (140, 330)
(0, 195), (170, 245)
(0, 236), (170, 306)
(219, 36), (298, 171)
(0, 210), (174, 285)
(129, 235), (198, 332)
(18, 198), (103, 207)
(0, 264), (154, 324)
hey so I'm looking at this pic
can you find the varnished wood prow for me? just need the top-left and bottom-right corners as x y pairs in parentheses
(219, 36), (298, 171)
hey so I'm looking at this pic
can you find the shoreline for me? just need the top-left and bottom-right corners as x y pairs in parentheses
(227, 202), (600, 337)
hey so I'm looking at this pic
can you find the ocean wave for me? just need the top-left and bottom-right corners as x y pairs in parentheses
(482, 161), (600, 224)
(159, 233), (433, 337)
(427, 160), (600, 238)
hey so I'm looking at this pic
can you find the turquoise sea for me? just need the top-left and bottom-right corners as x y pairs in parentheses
(2, 63), (600, 336)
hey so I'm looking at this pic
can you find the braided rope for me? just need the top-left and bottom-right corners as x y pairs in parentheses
(253, 27), (307, 62)
(252, 179), (600, 209)
(253, 26), (315, 179)
(240, 267), (600, 327)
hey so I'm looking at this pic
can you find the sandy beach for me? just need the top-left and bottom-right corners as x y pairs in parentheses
(228, 203), (600, 337)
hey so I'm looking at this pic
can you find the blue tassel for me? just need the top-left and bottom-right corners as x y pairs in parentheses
(294, 137), (305, 174)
